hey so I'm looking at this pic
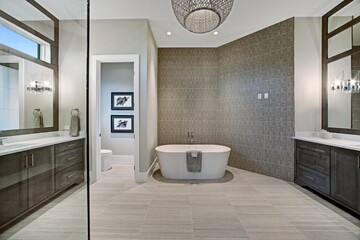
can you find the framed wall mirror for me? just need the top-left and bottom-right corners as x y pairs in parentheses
(0, 0), (59, 136)
(322, 0), (360, 134)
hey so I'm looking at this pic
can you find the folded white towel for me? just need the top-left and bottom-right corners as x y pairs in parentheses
(191, 151), (198, 158)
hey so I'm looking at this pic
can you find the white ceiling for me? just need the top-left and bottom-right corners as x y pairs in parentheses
(37, 0), (343, 48)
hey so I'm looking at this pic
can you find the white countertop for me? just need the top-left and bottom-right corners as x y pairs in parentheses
(293, 132), (360, 152)
(0, 135), (85, 156)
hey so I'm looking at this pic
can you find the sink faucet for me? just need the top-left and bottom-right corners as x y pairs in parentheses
(187, 132), (196, 144)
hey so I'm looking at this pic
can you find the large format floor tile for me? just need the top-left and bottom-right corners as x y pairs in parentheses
(2, 160), (359, 240)
(91, 164), (360, 240)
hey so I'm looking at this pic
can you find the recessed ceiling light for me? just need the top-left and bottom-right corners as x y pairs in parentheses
(213, 31), (219, 35)
(166, 31), (172, 36)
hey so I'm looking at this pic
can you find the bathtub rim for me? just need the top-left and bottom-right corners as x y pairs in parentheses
(155, 144), (231, 154)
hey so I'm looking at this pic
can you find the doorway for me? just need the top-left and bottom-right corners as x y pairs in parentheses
(90, 54), (140, 182)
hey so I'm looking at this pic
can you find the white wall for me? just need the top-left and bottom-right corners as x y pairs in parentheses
(91, 19), (158, 173)
(58, 20), (87, 131)
(101, 62), (135, 155)
(145, 21), (158, 172)
(294, 17), (322, 132)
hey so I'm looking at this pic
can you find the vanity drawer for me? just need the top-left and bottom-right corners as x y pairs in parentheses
(296, 147), (330, 174)
(55, 162), (84, 191)
(296, 140), (330, 155)
(55, 140), (84, 153)
(296, 164), (330, 195)
(55, 147), (83, 172)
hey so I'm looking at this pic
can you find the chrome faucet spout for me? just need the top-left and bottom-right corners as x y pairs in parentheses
(189, 132), (196, 144)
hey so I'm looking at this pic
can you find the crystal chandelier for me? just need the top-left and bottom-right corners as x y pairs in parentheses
(171, 0), (234, 33)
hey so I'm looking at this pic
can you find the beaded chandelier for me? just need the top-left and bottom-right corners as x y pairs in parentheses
(171, 0), (234, 33)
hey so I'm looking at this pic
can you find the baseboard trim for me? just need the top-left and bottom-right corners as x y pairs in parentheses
(135, 157), (158, 183)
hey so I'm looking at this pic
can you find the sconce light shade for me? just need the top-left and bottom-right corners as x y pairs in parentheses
(331, 70), (360, 93)
(171, 0), (234, 33)
(27, 80), (52, 94)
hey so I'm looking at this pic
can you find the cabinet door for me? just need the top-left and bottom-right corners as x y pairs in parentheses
(0, 152), (27, 227)
(27, 146), (55, 208)
(331, 147), (360, 211)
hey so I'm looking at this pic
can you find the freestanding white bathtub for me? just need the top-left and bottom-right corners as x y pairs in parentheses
(155, 144), (231, 180)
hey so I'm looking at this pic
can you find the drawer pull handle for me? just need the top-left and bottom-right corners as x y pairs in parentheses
(67, 173), (77, 179)
(67, 143), (77, 148)
(24, 155), (28, 169)
(301, 146), (326, 154)
(312, 148), (326, 154)
(67, 156), (76, 161)
(305, 175), (315, 182)
(29, 154), (34, 167)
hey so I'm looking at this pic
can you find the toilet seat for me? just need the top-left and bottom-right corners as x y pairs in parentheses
(101, 149), (112, 156)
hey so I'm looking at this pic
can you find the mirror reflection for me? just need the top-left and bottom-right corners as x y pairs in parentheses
(0, 0), (55, 41)
(328, 0), (360, 32)
(328, 52), (360, 129)
(328, 24), (352, 58)
(327, 0), (360, 58)
(0, 50), (53, 131)
(354, 23), (360, 46)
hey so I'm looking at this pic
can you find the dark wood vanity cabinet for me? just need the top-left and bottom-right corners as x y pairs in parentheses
(295, 141), (331, 195)
(0, 139), (84, 231)
(331, 147), (360, 211)
(295, 140), (360, 214)
(27, 147), (55, 208)
(0, 146), (54, 228)
(55, 140), (84, 191)
(0, 152), (27, 227)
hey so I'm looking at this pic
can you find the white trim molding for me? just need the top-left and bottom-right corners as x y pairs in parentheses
(135, 158), (158, 183)
(90, 54), (140, 183)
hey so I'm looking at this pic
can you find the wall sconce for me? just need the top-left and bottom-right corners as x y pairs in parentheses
(26, 79), (53, 94)
(331, 70), (360, 93)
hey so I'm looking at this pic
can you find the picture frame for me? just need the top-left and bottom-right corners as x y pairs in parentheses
(111, 92), (134, 110)
(111, 115), (134, 133)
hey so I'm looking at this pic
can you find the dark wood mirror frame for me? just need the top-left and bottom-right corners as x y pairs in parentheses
(322, 0), (360, 135)
(0, 0), (59, 137)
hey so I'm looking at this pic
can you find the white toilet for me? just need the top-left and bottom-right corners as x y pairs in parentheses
(101, 149), (112, 171)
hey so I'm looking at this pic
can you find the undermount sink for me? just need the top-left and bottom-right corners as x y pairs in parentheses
(0, 143), (33, 151)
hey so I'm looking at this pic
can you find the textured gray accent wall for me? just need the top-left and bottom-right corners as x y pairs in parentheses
(158, 18), (295, 181)
(158, 48), (221, 145)
(218, 19), (295, 181)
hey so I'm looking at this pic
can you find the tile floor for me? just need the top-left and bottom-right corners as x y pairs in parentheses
(0, 184), (87, 240)
(90, 161), (360, 240)
(2, 158), (360, 240)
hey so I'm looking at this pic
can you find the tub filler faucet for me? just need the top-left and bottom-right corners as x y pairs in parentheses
(187, 132), (196, 144)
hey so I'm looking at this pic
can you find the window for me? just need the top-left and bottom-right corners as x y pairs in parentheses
(0, 24), (40, 59)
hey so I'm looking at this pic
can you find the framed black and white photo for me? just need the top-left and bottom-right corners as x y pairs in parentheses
(111, 115), (134, 133)
(111, 92), (134, 110)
